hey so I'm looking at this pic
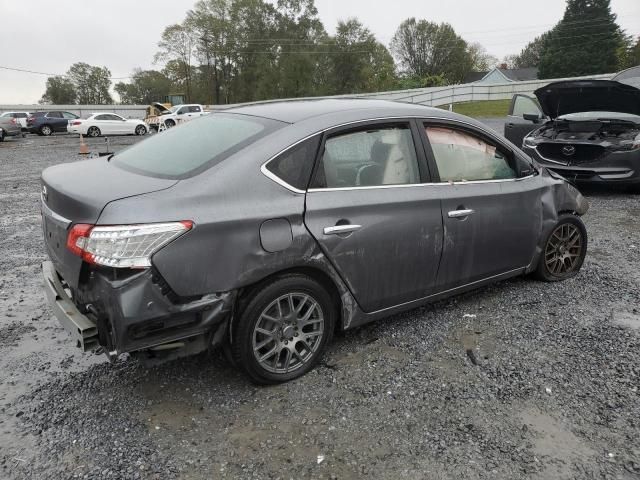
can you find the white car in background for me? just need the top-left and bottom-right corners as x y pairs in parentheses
(68, 113), (148, 137)
(0, 111), (30, 130)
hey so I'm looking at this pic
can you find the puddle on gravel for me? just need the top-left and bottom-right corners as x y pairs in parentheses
(612, 310), (640, 331)
(520, 408), (596, 479)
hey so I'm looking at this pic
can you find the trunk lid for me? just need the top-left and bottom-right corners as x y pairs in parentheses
(534, 80), (640, 119)
(41, 158), (178, 288)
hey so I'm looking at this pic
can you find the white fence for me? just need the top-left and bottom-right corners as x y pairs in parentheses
(0, 72), (615, 119)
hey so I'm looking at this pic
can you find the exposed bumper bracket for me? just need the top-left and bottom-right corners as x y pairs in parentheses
(42, 261), (99, 352)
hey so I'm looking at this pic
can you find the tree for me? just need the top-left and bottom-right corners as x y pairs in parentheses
(390, 18), (473, 83)
(114, 69), (173, 104)
(40, 63), (112, 104)
(156, 24), (196, 101)
(468, 42), (498, 71)
(39, 76), (76, 104)
(327, 19), (395, 94)
(538, 0), (625, 79)
(513, 30), (554, 68)
(618, 35), (640, 70)
(66, 63), (113, 104)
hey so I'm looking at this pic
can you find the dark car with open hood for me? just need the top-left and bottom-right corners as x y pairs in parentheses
(41, 99), (588, 384)
(504, 76), (640, 189)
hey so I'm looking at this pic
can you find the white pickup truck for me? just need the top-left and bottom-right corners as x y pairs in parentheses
(146, 103), (210, 131)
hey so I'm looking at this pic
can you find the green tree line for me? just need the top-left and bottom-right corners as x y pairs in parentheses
(40, 0), (639, 105)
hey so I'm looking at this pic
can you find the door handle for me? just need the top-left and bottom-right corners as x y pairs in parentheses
(323, 224), (362, 235)
(448, 209), (475, 219)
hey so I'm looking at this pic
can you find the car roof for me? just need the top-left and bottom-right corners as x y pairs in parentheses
(224, 98), (465, 124)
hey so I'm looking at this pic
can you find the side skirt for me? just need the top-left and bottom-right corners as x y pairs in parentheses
(345, 267), (527, 330)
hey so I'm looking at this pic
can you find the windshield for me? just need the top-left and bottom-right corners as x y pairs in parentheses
(112, 113), (283, 178)
(169, 106), (180, 113)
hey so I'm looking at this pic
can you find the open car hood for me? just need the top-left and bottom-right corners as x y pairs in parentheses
(534, 80), (640, 119)
(151, 102), (171, 114)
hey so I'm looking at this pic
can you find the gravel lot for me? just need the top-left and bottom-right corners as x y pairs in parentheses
(0, 131), (639, 479)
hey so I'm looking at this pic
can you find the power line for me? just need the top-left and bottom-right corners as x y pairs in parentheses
(0, 65), (133, 80)
(1, 19), (637, 79)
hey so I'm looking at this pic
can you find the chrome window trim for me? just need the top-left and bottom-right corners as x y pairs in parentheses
(307, 174), (535, 193)
(260, 115), (522, 193)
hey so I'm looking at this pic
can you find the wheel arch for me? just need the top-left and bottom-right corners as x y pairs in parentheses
(230, 265), (347, 343)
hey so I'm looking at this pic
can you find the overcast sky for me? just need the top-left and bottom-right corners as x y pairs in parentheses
(1, 0), (638, 104)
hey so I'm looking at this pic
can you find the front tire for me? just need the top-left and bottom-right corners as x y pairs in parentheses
(231, 275), (336, 384)
(40, 125), (52, 136)
(164, 119), (175, 128)
(535, 214), (587, 282)
(135, 125), (147, 136)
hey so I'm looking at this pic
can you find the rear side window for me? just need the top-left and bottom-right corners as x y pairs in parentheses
(425, 126), (516, 182)
(265, 136), (319, 190)
(312, 124), (420, 188)
(113, 113), (283, 178)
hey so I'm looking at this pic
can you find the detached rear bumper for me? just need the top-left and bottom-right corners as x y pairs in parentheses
(42, 261), (99, 351)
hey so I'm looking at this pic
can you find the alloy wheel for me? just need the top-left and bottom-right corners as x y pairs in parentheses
(252, 293), (325, 374)
(88, 127), (100, 137)
(544, 223), (583, 275)
(135, 125), (146, 136)
(41, 126), (52, 136)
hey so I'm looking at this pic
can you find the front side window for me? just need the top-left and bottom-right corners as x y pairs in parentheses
(188, 106), (201, 113)
(313, 125), (420, 188)
(512, 95), (542, 118)
(113, 113), (283, 178)
(62, 112), (78, 119)
(47, 112), (63, 118)
(426, 126), (516, 182)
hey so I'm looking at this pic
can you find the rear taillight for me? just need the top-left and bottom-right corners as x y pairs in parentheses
(66, 221), (193, 268)
(71, 120), (82, 126)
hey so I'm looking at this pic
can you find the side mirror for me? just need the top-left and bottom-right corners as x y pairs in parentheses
(523, 113), (542, 123)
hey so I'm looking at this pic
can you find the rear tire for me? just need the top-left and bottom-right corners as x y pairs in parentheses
(231, 274), (336, 384)
(40, 125), (52, 136)
(0, 130), (4, 142)
(87, 126), (101, 138)
(534, 214), (587, 282)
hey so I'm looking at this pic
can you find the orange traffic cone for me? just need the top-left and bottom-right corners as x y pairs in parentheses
(79, 134), (89, 155)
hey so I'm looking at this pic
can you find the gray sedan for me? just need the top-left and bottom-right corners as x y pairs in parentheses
(0, 115), (24, 141)
(41, 100), (588, 383)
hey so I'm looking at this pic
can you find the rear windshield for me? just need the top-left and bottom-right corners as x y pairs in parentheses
(112, 113), (283, 178)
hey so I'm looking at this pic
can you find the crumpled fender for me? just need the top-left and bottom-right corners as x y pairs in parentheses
(527, 168), (589, 273)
